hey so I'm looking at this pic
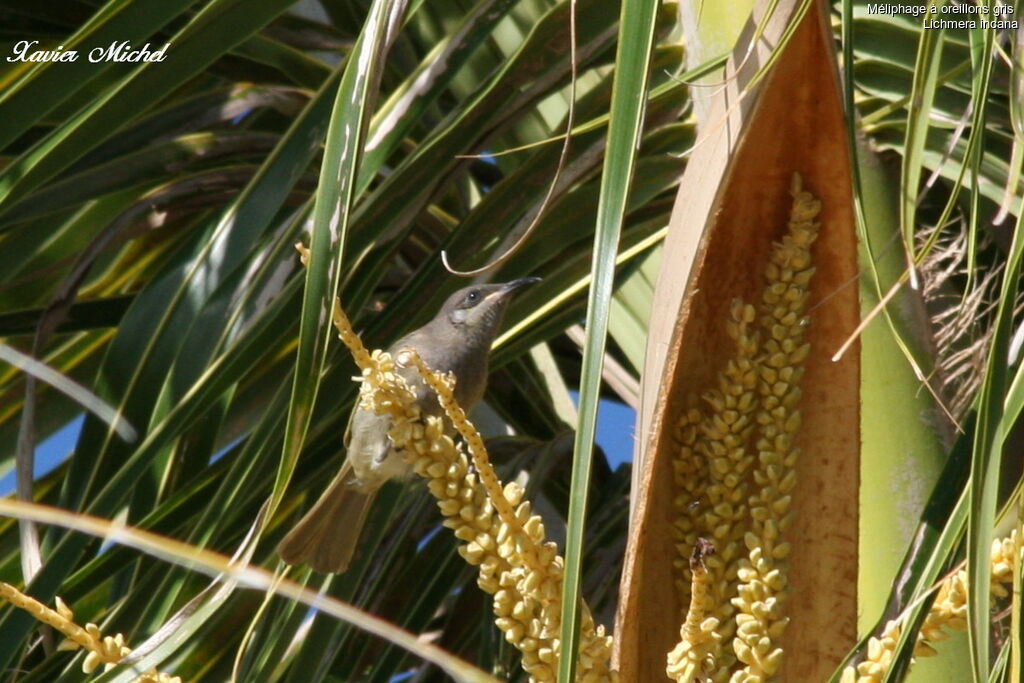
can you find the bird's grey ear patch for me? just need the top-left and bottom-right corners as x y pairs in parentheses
(450, 308), (468, 324)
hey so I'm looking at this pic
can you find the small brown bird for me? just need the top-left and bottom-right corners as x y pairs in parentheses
(278, 277), (540, 573)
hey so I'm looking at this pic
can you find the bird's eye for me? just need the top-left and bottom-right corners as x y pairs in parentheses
(465, 290), (480, 304)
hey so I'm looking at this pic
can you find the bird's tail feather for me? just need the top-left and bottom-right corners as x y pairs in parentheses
(278, 462), (374, 574)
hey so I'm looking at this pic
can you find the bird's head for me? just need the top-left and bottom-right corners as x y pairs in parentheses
(440, 277), (541, 345)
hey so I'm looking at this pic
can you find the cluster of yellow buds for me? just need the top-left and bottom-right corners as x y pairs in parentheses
(728, 174), (818, 682)
(329, 295), (616, 682)
(667, 173), (820, 683)
(0, 582), (180, 682)
(670, 298), (761, 681)
(843, 529), (1022, 682)
(666, 539), (723, 682)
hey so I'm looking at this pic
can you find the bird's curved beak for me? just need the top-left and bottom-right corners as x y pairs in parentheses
(503, 274), (544, 290)
(500, 276), (542, 294)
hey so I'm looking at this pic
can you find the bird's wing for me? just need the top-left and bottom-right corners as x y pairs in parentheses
(343, 401), (393, 457)
(343, 397), (356, 450)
